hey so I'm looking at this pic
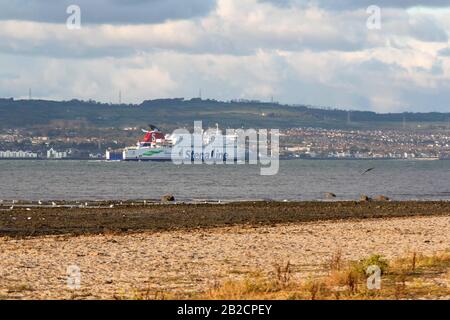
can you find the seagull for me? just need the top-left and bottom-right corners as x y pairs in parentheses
(361, 167), (375, 175)
(38, 200), (43, 205)
(109, 204), (114, 208)
(85, 202), (88, 207)
(52, 202), (57, 207)
(143, 200), (147, 205)
(9, 205), (14, 210)
(26, 208), (31, 211)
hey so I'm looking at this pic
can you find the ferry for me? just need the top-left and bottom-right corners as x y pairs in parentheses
(107, 126), (244, 162)
(121, 128), (174, 161)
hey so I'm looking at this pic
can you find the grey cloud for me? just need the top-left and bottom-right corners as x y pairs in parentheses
(430, 60), (444, 75)
(259, 0), (450, 9)
(0, 41), (136, 59)
(438, 47), (450, 56)
(319, 0), (450, 10)
(0, 0), (216, 24)
(0, 28), (371, 60)
(398, 84), (450, 112)
(0, 0), (447, 61)
(409, 15), (448, 42)
(0, 72), (18, 80)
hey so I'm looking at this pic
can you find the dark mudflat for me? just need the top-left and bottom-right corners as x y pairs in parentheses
(1, 201), (449, 237)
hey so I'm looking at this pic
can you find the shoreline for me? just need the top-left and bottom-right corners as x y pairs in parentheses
(1, 200), (450, 238)
(1, 158), (450, 161)
(1, 198), (450, 205)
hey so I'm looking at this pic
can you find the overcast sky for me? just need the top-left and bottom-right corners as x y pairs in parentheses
(1, 0), (450, 112)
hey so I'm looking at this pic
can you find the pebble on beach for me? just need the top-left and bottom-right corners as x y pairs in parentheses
(161, 194), (175, 202)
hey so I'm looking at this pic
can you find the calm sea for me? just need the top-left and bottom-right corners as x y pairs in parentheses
(0, 160), (449, 201)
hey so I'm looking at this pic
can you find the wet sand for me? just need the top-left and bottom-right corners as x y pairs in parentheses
(1, 201), (450, 237)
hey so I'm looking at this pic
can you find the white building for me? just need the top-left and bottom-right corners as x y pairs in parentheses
(0, 150), (38, 159)
(47, 148), (67, 159)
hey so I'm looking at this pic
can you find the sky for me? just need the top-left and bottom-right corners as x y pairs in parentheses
(1, 0), (450, 112)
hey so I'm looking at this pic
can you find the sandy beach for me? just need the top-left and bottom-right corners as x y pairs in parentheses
(0, 203), (449, 299)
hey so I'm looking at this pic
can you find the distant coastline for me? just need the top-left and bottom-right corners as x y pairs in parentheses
(0, 157), (448, 161)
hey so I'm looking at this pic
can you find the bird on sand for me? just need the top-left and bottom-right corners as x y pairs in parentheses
(361, 167), (375, 175)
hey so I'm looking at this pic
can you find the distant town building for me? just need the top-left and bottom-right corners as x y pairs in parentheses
(0, 150), (38, 159)
(47, 148), (67, 159)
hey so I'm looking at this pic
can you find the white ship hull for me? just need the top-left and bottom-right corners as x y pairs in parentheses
(123, 146), (173, 161)
(123, 146), (246, 162)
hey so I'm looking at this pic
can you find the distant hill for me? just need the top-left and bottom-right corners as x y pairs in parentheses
(1, 97), (449, 130)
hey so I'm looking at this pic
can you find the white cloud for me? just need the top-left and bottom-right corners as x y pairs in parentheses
(1, 0), (450, 112)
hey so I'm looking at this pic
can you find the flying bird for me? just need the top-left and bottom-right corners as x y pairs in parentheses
(361, 167), (375, 175)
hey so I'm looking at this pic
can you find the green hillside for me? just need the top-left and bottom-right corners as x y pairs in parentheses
(1, 97), (449, 130)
